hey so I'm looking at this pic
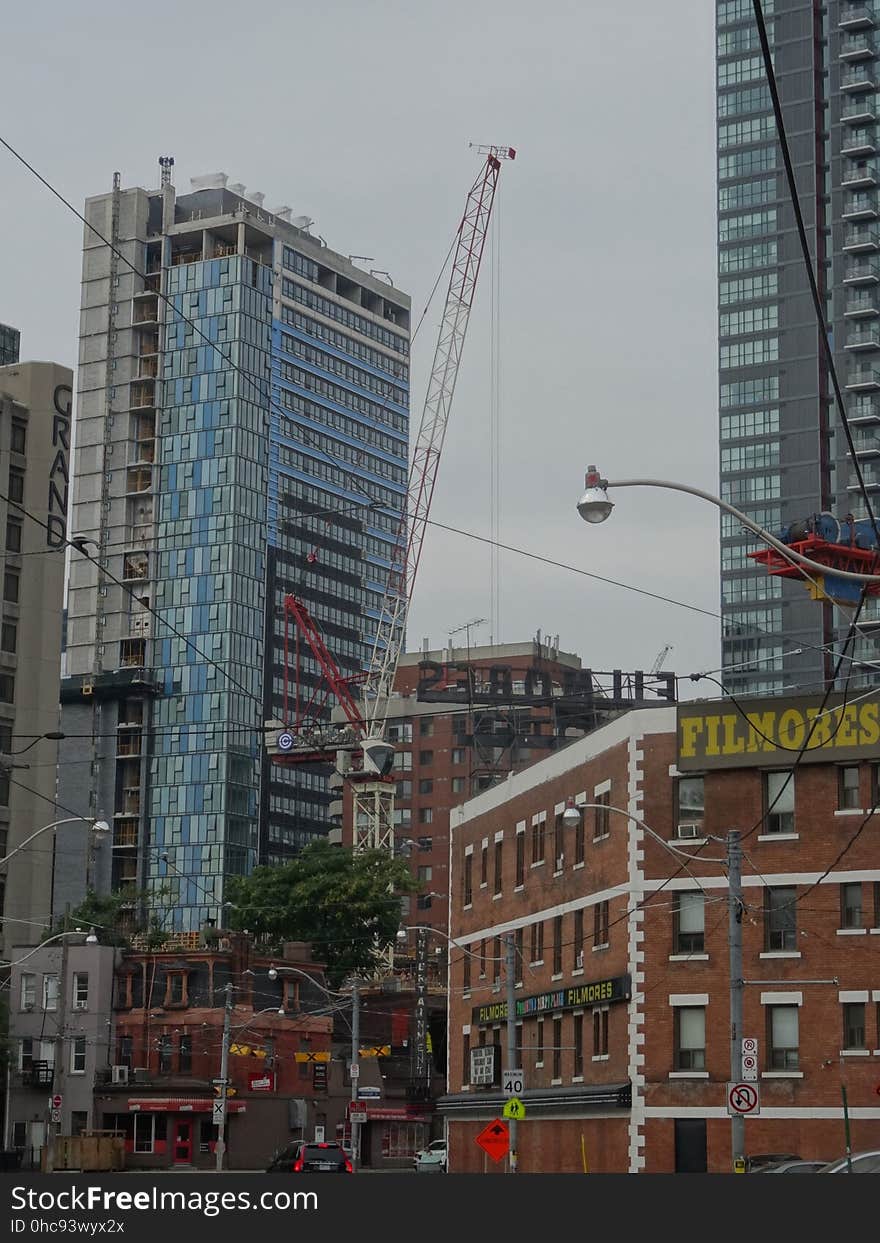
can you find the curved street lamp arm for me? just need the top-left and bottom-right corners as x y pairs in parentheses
(0, 817), (95, 867)
(0, 930), (92, 967)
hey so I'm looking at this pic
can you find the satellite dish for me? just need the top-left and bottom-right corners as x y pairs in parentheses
(292, 215), (314, 230)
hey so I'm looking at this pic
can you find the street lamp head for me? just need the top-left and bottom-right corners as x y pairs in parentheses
(85, 928), (98, 944)
(576, 465), (614, 524)
(268, 966), (278, 980)
(561, 798), (582, 829)
(91, 820), (111, 835)
(396, 929), (408, 942)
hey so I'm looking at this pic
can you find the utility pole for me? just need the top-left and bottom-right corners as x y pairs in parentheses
(214, 982), (233, 1172)
(505, 932), (518, 1173)
(414, 927), (429, 1093)
(350, 977), (361, 1171)
(727, 829), (745, 1173)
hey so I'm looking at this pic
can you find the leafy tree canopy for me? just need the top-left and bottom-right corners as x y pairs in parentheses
(225, 841), (419, 985)
(54, 889), (144, 946)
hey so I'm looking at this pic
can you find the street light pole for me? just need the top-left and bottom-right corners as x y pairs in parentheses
(214, 982), (233, 1172)
(727, 829), (745, 1174)
(505, 932), (518, 1174)
(350, 977), (361, 1171)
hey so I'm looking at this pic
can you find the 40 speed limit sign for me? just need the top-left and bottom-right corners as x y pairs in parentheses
(503, 1069), (524, 1097)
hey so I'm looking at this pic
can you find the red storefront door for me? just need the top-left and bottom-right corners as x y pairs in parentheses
(173, 1119), (193, 1164)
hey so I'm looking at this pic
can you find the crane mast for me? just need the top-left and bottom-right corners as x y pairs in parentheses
(353, 145), (515, 852)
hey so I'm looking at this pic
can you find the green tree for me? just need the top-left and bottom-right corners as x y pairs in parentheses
(225, 841), (419, 985)
(54, 890), (141, 946)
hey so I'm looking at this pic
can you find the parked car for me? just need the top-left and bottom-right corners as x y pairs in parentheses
(413, 1139), (447, 1172)
(746, 1152), (801, 1173)
(816, 1151), (880, 1173)
(756, 1159), (829, 1174)
(266, 1141), (353, 1173)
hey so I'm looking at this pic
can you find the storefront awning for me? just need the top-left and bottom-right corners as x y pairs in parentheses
(347, 1104), (432, 1122)
(128, 1097), (247, 1114)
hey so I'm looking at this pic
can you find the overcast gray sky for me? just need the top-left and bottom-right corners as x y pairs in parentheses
(0, 0), (719, 688)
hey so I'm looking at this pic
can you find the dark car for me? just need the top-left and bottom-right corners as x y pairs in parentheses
(745, 1152), (802, 1173)
(757, 1160), (828, 1174)
(266, 1141), (353, 1173)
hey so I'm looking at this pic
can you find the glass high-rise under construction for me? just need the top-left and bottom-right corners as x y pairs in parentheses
(57, 167), (409, 931)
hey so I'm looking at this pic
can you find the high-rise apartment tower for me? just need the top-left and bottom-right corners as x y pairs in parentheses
(57, 168), (409, 931)
(717, 0), (880, 694)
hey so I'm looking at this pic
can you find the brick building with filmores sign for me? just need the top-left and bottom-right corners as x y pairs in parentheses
(441, 697), (880, 1173)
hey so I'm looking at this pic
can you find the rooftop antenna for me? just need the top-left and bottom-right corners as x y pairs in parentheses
(348, 254), (374, 265)
(370, 269), (394, 285)
(159, 156), (175, 188)
(449, 618), (487, 652)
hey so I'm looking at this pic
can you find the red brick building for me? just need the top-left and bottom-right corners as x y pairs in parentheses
(443, 694), (880, 1173)
(92, 934), (336, 1169)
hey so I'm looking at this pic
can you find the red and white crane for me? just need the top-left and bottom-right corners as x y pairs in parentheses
(270, 145), (515, 855)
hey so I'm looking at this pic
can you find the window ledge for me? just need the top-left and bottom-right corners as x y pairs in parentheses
(593, 833), (610, 843)
(572, 1076), (584, 1083)
(840, 1049), (870, 1057)
(668, 953), (710, 961)
(667, 837), (708, 847)
(571, 968), (584, 977)
(762, 1071), (803, 1079)
(837, 928), (867, 936)
(834, 808), (865, 817)
(668, 1071), (709, 1079)
(530, 861), (545, 869)
(757, 833), (799, 842)
(592, 943), (610, 952)
(492, 893), (503, 901)
(529, 960), (544, 968)
(535, 1061), (544, 1069)
(463, 904), (472, 912)
(553, 870), (563, 878)
(871, 928), (880, 935)
(551, 1078), (562, 1086)
(592, 1054), (610, 1063)
(551, 973), (563, 982)
(514, 884), (525, 893)
(759, 951), (802, 959)
(480, 882), (488, 889)
(573, 862), (585, 871)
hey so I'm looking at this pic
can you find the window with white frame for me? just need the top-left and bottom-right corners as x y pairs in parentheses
(72, 973), (89, 1010)
(674, 892), (705, 954)
(674, 1007), (706, 1071)
(841, 883), (863, 930)
(19, 973), (36, 1010)
(42, 974), (59, 1012)
(70, 1037), (87, 1074)
(764, 771), (794, 833)
(843, 1002), (866, 1051)
(768, 1005), (799, 1069)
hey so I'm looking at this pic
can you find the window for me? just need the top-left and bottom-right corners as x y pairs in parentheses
(552, 1017), (562, 1080)
(1, 622), (16, 654)
(451, 748), (466, 764)
(165, 973), (186, 1006)
(417, 836), (432, 853)
(463, 853), (473, 907)
(5, 520), (21, 553)
(418, 807), (433, 824)
(529, 921), (544, 964)
(451, 777), (466, 794)
(72, 973), (88, 1010)
(843, 1003), (866, 1051)
(418, 865), (432, 884)
(462, 952), (471, 993)
(531, 818), (545, 864)
(515, 928), (524, 984)
(574, 807), (585, 865)
(392, 752), (412, 772)
(396, 780), (412, 799)
(720, 377), (780, 409)
(593, 1008), (609, 1057)
(10, 422), (26, 454)
(461, 1032), (471, 1086)
(719, 178), (777, 212)
(554, 814), (564, 871)
(674, 892), (705, 954)
(116, 1035), (133, 1068)
(515, 832), (525, 887)
(418, 779), (433, 795)
(8, 469), (24, 504)
(418, 718), (434, 737)
(839, 767), (861, 811)
(764, 771), (794, 834)
(841, 883), (863, 930)
(675, 776), (705, 836)
(719, 240), (777, 274)
(42, 974), (59, 1012)
(493, 839), (503, 895)
(718, 207), (777, 243)
(573, 1014), (584, 1078)
(594, 900), (610, 948)
(573, 908), (584, 969)
(134, 1113), (166, 1154)
(0, 671), (17, 703)
(70, 1037), (87, 1074)
(718, 146), (777, 181)
(535, 1017), (545, 1066)
(20, 973), (36, 1010)
(70, 1112), (88, 1138)
(387, 722), (412, 744)
(177, 1032), (192, 1073)
(674, 1007), (706, 1071)
(3, 570), (19, 602)
(765, 887), (796, 950)
(768, 1005), (799, 1069)
(479, 940), (486, 978)
(552, 916), (563, 975)
(419, 750), (433, 765)
(480, 843), (488, 887)
(158, 1035), (172, 1073)
(594, 792), (610, 839)
(720, 338), (779, 369)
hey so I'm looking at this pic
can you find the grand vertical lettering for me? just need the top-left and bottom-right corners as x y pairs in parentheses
(47, 384), (71, 549)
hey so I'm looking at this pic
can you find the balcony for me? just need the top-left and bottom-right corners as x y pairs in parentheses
(113, 821), (139, 847)
(847, 395), (880, 421)
(844, 226), (880, 251)
(850, 427), (880, 453)
(842, 162), (880, 187)
(843, 193), (880, 219)
(846, 364), (880, 388)
(125, 467), (152, 495)
(840, 32), (878, 60)
(846, 326), (880, 348)
(845, 291), (880, 315)
(843, 96), (878, 122)
(841, 6), (878, 31)
(844, 258), (880, 283)
(842, 129), (879, 155)
(21, 1061), (54, 1089)
(129, 378), (156, 410)
(132, 299), (159, 326)
(841, 67), (878, 90)
(848, 464), (880, 487)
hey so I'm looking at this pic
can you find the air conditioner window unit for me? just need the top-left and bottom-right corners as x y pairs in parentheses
(111, 1065), (129, 1085)
(677, 823), (702, 839)
(72, 1001), (88, 1011)
(575, 951), (584, 968)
